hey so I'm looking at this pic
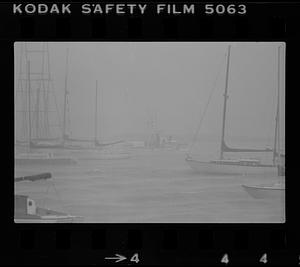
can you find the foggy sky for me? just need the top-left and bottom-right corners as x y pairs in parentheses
(14, 42), (285, 145)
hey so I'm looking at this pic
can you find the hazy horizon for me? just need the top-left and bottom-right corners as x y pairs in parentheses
(14, 42), (285, 149)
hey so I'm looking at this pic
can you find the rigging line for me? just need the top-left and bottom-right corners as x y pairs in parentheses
(50, 177), (65, 212)
(41, 179), (51, 209)
(188, 53), (227, 155)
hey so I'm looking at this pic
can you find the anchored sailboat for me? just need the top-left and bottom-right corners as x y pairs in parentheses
(76, 81), (129, 160)
(30, 47), (87, 150)
(15, 57), (77, 165)
(58, 49), (124, 151)
(93, 80), (125, 149)
(186, 45), (282, 175)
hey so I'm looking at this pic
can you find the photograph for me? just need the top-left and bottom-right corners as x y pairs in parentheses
(14, 42), (285, 223)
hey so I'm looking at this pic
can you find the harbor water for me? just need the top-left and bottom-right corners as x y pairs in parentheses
(14, 147), (285, 223)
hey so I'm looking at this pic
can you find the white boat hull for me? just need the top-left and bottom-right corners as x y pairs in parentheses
(53, 150), (130, 160)
(186, 159), (276, 175)
(15, 157), (77, 165)
(78, 153), (130, 160)
(242, 184), (285, 199)
(14, 207), (83, 223)
(14, 215), (82, 223)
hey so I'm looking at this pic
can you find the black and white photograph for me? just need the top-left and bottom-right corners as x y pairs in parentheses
(14, 42), (285, 223)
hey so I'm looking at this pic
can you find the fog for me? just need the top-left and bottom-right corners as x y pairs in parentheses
(14, 42), (285, 146)
(14, 42), (286, 223)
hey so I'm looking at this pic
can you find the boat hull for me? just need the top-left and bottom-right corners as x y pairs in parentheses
(186, 158), (276, 175)
(242, 184), (285, 199)
(14, 207), (83, 223)
(14, 216), (81, 223)
(15, 157), (77, 165)
(79, 154), (130, 160)
(14, 215), (82, 223)
(53, 149), (130, 160)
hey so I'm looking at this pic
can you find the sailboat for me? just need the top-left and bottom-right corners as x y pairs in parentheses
(75, 81), (130, 160)
(93, 81), (125, 149)
(186, 45), (281, 175)
(15, 58), (77, 165)
(29, 47), (87, 150)
(14, 172), (83, 223)
(242, 46), (285, 198)
(54, 48), (125, 154)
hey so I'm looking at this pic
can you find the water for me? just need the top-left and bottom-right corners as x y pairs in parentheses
(14, 148), (285, 223)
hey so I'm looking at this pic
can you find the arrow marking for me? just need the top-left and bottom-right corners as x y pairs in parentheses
(104, 254), (127, 263)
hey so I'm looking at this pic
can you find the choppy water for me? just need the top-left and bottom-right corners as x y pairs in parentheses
(14, 148), (285, 223)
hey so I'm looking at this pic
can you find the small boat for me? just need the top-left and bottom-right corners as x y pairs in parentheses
(15, 195), (82, 223)
(14, 173), (83, 223)
(242, 182), (284, 199)
(242, 155), (285, 199)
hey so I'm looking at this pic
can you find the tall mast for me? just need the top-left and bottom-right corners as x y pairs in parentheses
(34, 44), (45, 140)
(62, 48), (69, 142)
(94, 80), (98, 143)
(27, 61), (32, 150)
(273, 46), (281, 164)
(35, 79), (41, 140)
(44, 42), (51, 138)
(220, 45), (231, 160)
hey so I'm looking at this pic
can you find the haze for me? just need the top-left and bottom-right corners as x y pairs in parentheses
(14, 42), (285, 147)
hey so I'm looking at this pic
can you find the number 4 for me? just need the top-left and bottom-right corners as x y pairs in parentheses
(221, 253), (229, 264)
(260, 253), (267, 264)
(130, 253), (140, 263)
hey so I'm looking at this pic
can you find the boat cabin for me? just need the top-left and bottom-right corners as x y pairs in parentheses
(14, 195), (39, 219)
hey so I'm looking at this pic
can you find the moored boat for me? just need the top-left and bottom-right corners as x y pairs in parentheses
(14, 172), (83, 223)
(242, 182), (284, 199)
(242, 154), (285, 199)
(15, 56), (77, 166)
(186, 44), (284, 175)
(186, 157), (276, 175)
(15, 152), (77, 165)
(14, 195), (82, 223)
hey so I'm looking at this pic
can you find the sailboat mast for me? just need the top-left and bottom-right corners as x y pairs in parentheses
(35, 64), (41, 140)
(220, 45), (231, 160)
(62, 48), (69, 142)
(273, 46), (281, 164)
(94, 80), (98, 143)
(27, 61), (32, 150)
